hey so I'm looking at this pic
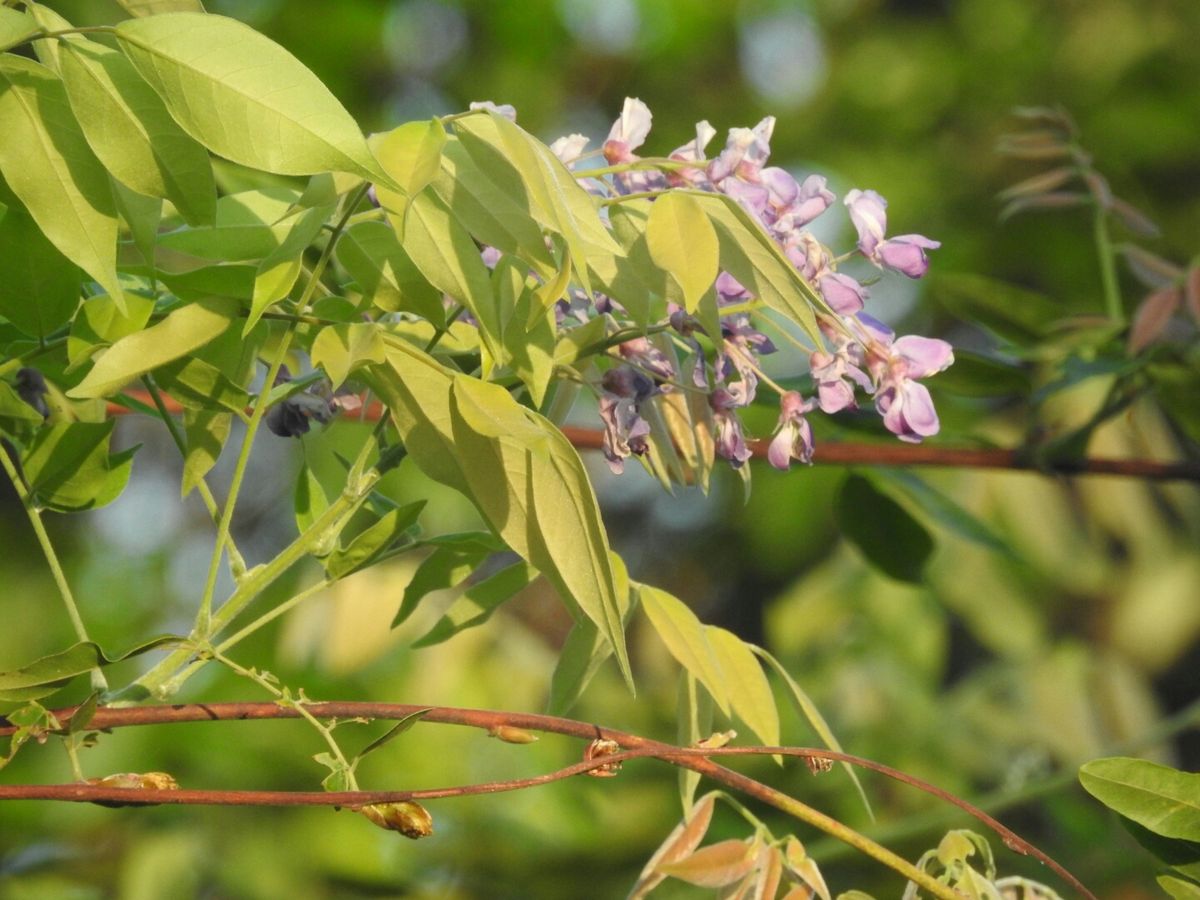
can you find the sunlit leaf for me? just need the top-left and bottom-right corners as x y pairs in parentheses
(0, 55), (123, 310)
(59, 38), (215, 226)
(337, 220), (444, 322)
(116, 0), (206, 15)
(68, 297), (239, 399)
(1080, 758), (1200, 842)
(21, 421), (138, 512)
(369, 118), (447, 213)
(310, 322), (387, 390)
(154, 356), (250, 414)
(638, 585), (729, 715)
(246, 202), (335, 333)
(181, 409), (228, 497)
(393, 533), (500, 627)
(115, 14), (393, 185)
(646, 191), (719, 312)
(352, 708), (432, 765)
(705, 626), (780, 749)
(0, 8), (38, 53)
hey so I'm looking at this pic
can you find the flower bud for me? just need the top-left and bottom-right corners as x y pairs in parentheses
(359, 801), (434, 839)
(487, 725), (539, 744)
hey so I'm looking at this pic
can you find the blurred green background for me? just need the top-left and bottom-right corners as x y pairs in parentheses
(2, 0), (1199, 897)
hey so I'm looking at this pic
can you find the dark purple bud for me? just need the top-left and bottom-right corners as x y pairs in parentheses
(15, 368), (50, 419)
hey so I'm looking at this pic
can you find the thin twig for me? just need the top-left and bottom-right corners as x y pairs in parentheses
(105, 393), (1200, 482)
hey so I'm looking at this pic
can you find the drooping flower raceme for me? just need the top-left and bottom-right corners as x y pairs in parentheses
(450, 99), (952, 475)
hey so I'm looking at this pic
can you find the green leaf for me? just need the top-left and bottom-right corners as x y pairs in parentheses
(293, 463), (329, 537)
(547, 621), (608, 715)
(181, 409), (228, 496)
(114, 14), (393, 185)
(365, 341), (632, 686)
(246, 202), (335, 333)
(112, 178), (162, 266)
(431, 136), (556, 275)
(116, 0), (206, 16)
(454, 111), (621, 292)
(697, 191), (824, 345)
(311, 322), (387, 390)
(0, 56), (123, 310)
(21, 421), (138, 512)
(412, 561), (538, 648)
(0, 382), (45, 429)
(393, 533), (502, 628)
(0, 8), (38, 53)
(0, 190), (82, 339)
(0, 636), (180, 703)
(837, 474), (933, 584)
(68, 291), (157, 368)
(369, 118), (447, 212)
(68, 297), (238, 399)
(675, 673), (713, 814)
(1120, 816), (1200, 881)
(352, 709), (432, 765)
(156, 187), (300, 265)
(753, 645), (873, 821)
(154, 356), (250, 413)
(705, 627), (780, 749)
(639, 585), (729, 716)
(1079, 758), (1200, 842)
(324, 501), (425, 580)
(58, 38), (216, 226)
(337, 221), (443, 321)
(1160, 875), (1200, 900)
(646, 192), (719, 312)
(399, 190), (500, 361)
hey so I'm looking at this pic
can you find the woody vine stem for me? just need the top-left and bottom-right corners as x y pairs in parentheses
(0, 701), (1096, 900)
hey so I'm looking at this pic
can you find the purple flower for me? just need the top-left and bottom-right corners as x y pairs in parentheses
(844, 188), (940, 278)
(709, 117), (775, 184)
(598, 366), (656, 474)
(784, 231), (832, 282)
(818, 273), (867, 316)
(767, 172), (835, 239)
(767, 391), (816, 470)
(867, 335), (955, 443)
(617, 336), (676, 384)
(875, 235), (941, 278)
(667, 120), (717, 189)
(809, 340), (871, 414)
(709, 388), (753, 468)
(603, 98), (667, 194)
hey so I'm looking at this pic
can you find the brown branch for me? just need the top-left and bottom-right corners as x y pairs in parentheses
(107, 393), (1200, 482)
(1, 701), (1095, 899)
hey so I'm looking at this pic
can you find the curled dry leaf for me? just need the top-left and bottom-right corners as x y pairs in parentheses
(1082, 171), (1112, 207)
(995, 131), (1073, 161)
(628, 793), (716, 899)
(1128, 288), (1181, 354)
(583, 737), (623, 777)
(657, 838), (758, 889)
(804, 755), (834, 775)
(358, 801), (434, 839)
(86, 771), (179, 807)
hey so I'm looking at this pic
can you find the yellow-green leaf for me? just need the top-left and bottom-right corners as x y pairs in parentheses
(0, 56), (123, 311)
(0, 8), (38, 53)
(58, 39), (215, 225)
(311, 322), (387, 390)
(68, 297), (238, 399)
(639, 585), (730, 715)
(369, 118), (447, 213)
(705, 626), (780, 749)
(115, 14), (394, 185)
(646, 192), (719, 312)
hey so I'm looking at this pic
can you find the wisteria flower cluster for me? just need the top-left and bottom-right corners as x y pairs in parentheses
(485, 98), (954, 474)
